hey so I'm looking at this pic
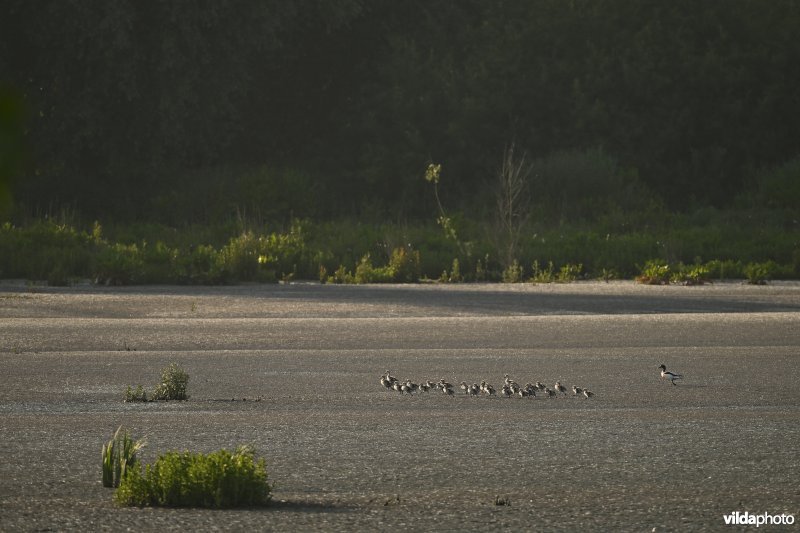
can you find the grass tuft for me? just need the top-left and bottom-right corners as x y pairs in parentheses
(102, 426), (146, 488)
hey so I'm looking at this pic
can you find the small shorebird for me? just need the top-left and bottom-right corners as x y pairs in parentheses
(659, 364), (683, 386)
(535, 382), (547, 391)
(469, 383), (480, 396)
(544, 388), (556, 398)
(583, 389), (594, 399)
(460, 381), (470, 394)
(481, 381), (496, 396)
(572, 385), (583, 397)
(554, 381), (567, 396)
(380, 371), (397, 390)
(524, 383), (537, 397)
(501, 385), (513, 398)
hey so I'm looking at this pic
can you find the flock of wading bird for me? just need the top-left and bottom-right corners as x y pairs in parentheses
(379, 371), (595, 400)
(379, 364), (685, 399)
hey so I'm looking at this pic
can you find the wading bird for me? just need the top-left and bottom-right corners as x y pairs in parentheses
(659, 364), (683, 386)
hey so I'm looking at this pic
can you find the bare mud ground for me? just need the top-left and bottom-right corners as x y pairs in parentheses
(1, 281), (799, 531)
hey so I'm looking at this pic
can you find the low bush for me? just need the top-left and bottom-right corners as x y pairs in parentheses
(502, 259), (523, 283)
(115, 446), (272, 508)
(151, 363), (189, 401)
(744, 261), (777, 285)
(124, 385), (148, 402)
(636, 260), (671, 285)
(530, 260), (556, 283)
(671, 264), (712, 285)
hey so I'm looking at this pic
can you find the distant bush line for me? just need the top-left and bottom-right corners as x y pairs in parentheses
(1, 213), (797, 286)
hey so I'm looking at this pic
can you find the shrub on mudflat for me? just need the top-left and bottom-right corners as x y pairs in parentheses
(114, 446), (272, 508)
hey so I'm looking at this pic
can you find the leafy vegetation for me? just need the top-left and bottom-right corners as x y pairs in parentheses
(0, 212), (797, 285)
(124, 385), (148, 403)
(151, 363), (190, 401)
(114, 446), (272, 508)
(124, 363), (189, 402)
(102, 426), (146, 488)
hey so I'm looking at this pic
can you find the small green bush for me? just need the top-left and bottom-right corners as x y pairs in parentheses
(386, 246), (421, 283)
(636, 260), (671, 285)
(440, 257), (462, 282)
(671, 264), (711, 285)
(124, 385), (148, 402)
(557, 263), (583, 282)
(354, 254), (393, 283)
(502, 259), (523, 283)
(530, 260), (556, 283)
(151, 363), (189, 401)
(115, 446), (272, 508)
(102, 426), (146, 488)
(744, 261), (776, 285)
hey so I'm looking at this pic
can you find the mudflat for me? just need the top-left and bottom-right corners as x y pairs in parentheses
(1, 282), (799, 531)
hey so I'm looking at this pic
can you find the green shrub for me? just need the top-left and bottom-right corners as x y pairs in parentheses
(387, 246), (421, 282)
(440, 257), (462, 282)
(102, 426), (146, 488)
(502, 259), (523, 283)
(327, 264), (353, 284)
(94, 242), (144, 285)
(115, 446), (272, 508)
(530, 260), (556, 283)
(557, 263), (583, 282)
(670, 264), (711, 285)
(124, 385), (148, 402)
(353, 254), (392, 283)
(151, 363), (189, 401)
(744, 261), (776, 285)
(636, 260), (671, 285)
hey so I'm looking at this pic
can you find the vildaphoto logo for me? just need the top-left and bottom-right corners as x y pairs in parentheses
(723, 511), (795, 527)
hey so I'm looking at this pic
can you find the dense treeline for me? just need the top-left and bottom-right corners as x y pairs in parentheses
(1, 0), (799, 224)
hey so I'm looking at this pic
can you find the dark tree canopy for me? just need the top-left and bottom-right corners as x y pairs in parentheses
(2, 0), (799, 222)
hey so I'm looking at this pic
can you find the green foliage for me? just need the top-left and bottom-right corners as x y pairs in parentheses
(557, 263), (583, 283)
(0, 213), (797, 284)
(0, 220), (95, 282)
(530, 260), (556, 283)
(215, 223), (308, 283)
(102, 426), (146, 488)
(124, 385), (148, 403)
(353, 254), (393, 284)
(443, 258), (462, 282)
(333, 247), (420, 284)
(327, 264), (354, 284)
(114, 446), (271, 508)
(599, 268), (617, 282)
(744, 261), (777, 285)
(502, 260), (523, 283)
(636, 260), (671, 285)
(670, 264), (712, 285)
(151, 363), (189, 401)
